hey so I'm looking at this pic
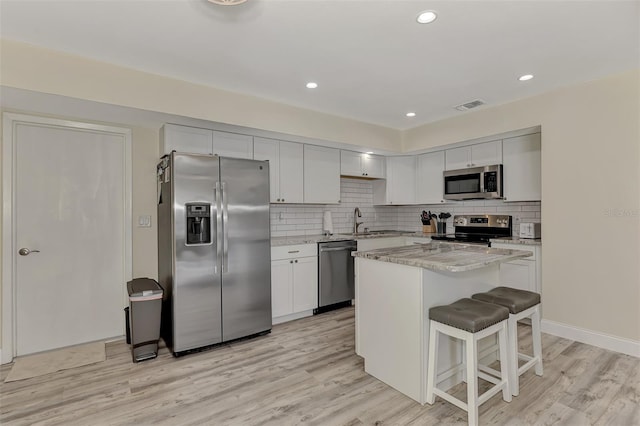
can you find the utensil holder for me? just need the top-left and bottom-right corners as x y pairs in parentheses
(437, 222), (446, 234)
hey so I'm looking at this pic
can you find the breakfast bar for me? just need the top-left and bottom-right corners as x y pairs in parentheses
(353, 242), (533, 404)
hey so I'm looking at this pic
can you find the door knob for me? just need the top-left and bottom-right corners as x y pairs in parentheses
(18, 248), (40, 256)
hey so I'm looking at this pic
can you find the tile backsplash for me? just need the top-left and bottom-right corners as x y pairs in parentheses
(270, 178), (540, 237)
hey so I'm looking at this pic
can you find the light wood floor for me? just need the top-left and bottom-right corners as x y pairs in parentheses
(1, 307), (638, 425)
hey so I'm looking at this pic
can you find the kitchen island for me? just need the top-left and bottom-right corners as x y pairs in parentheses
(353, 242), (532, 404)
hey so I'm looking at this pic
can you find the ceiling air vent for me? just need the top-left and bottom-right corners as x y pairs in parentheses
(454, 99), (486, 111)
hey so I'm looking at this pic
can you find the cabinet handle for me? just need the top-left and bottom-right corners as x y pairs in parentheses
(288, 250), (299, 253)
(282, 198), (285, 202)
(294, 260), (298, 263)
(290, 260), (293, 264)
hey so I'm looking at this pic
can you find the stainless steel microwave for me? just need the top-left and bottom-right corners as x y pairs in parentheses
(443, 164), (503, 200)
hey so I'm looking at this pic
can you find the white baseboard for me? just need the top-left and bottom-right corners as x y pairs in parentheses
(541, 319), (640, 358)
(272, 310), (314, 325)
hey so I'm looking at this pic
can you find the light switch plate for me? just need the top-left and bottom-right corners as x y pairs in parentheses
(138, 215), (152, 228)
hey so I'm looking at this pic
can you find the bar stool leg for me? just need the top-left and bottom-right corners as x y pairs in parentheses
(466, 334), (479, 426)
(507, 315), (520, 396)
(531, 306), (544, 376)
(498, 322), (512, 402)
(426, 322), (439, 405)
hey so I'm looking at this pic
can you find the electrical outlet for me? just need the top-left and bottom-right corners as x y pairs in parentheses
(138, 215), (152, 228)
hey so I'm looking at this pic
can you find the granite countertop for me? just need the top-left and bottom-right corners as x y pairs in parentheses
(352, 242), (533, 273)
(271, 231), (438, 247)
(489, 236), (542, 246)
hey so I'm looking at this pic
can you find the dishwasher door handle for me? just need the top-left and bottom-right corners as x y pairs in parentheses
(320, 247), (355, 253)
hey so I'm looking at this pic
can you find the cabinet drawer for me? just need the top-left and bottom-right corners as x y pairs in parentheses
(272, 244), (317, 260)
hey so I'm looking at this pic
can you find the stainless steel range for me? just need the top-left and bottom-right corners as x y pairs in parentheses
(431, 214), (512, 245)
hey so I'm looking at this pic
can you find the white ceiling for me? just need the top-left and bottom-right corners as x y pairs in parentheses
(1, 0), (639, 130)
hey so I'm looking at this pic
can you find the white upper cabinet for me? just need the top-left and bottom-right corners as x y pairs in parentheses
(362, 154), (385, 178)
(161, 124), (212, 155)
(416, 151), (446, 204)
(502, 133), (541, 202)
(212, 131), (253, 159)
(340, 150), (385, 178)
(304, 145), (341, 204)
(340, 150), (362, 176)
(373, 156), (416, 205)
(445, 140), (502, 170)
(254, 137), (303, 204)
(161, 124), (253, 159)
(279, 141), (304, 203)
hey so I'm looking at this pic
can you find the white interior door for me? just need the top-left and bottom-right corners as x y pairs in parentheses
(8, 117), (130, 356)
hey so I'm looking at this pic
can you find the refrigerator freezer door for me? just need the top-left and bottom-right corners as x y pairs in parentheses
(219, 157), (272, 341)
(172, 153), (222, 351)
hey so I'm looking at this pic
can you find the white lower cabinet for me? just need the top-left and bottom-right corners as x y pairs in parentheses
(271, 244), (318, 324)
(491, 243), (541, 294)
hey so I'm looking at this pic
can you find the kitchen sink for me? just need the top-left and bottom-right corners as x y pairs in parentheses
(342, 230), (409, 237)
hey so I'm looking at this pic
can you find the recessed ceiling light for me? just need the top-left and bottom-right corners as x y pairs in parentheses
(519, 74), (534, 81)
(406, 112), (416, 117)
(416, 11), (437, 24)
(306, 82), (318, 89)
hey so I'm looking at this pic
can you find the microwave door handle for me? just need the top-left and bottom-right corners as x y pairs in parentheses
(479, 173), (485, 193)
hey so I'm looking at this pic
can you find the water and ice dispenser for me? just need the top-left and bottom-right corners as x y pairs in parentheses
(186, 203), (211, 245)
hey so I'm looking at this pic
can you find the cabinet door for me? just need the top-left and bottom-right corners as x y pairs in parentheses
(279, 141), (304, 203)
(386, 156), (416, 204)
(503, 133), (541, 202)
(271, 259), (293, 318)
(212, 131), (253, 159)
(161, 124), (213, 155)
(340, 150), (363, 177)
(445, 146), (470, 170)
(499, 260), (536, 292)
(253, 137), (280, 203)
(416, 151), (446, 204)
(470, 140), (502, 167)
(292, 256), (318, 312)
(304, 145), (340, 204)
(363, 154), (385, 178)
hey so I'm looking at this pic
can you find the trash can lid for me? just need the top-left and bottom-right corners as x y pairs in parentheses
(127, 278), (163, 298)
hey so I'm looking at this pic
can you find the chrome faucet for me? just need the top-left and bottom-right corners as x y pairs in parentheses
(353, 207), (363, 234)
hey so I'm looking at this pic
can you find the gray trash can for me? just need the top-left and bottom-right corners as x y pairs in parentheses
(127, 278), (163, 362)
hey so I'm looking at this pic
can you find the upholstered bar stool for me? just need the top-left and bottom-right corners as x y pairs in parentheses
(426, 298), (512, 426)
(472, 287), (543, 396)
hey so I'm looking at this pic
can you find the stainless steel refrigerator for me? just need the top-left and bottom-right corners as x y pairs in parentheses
(157, 152), (271, 355)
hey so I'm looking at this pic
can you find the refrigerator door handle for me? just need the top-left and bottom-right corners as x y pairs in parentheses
(222, 181), (229, 273)
(215, 181), (223, 274)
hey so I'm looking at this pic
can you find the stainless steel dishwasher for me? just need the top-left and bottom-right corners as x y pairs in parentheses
(316, 240), (357, 313)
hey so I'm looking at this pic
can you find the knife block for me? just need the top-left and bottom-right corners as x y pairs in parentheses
(422, 222), (436, 233)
